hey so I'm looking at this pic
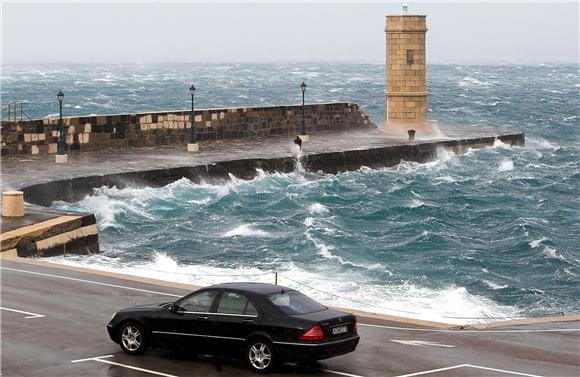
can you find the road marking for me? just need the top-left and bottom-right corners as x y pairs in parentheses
(72, 355), (178, 377)
(393, 363), (545, 377)
(0, 306), (45, 319)
(465, 364), (544, 377)
(394, 364), (468, 377)
(71, 355), (116, 363)
(390, 339), (454, 348)
(359, 323), (580, 333)
(1, 267), (181, 298)
(320, 369), (365, 377)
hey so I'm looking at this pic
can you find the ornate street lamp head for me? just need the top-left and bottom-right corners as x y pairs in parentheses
(190, 84), (196, 96)
(301, 81), (307, 93)
(57, 90), (64, 103)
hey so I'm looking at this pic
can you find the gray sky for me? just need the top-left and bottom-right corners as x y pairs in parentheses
(2, 1), (578, 65)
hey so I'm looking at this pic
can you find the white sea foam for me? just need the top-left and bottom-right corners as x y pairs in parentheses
(527, 138), (561, 151)
(459, 76), (493, 87)
(222, 224), (270, 238)
(543, 246), (566, 261)
(530, 237), (549, 248)
(408, 199), (426, 208)
(46, 253), (521, 325)
(308, 203), (329, 214)
(483, 280), (508, 290)
(498, 159), (514, 172)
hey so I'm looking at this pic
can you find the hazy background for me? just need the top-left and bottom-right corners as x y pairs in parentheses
(2, 1), (579, 65)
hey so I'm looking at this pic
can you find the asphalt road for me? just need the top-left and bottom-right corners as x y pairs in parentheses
(1, 259), (578, 377)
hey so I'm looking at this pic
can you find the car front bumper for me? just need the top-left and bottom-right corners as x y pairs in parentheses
(274, 334), (360, 361)
(107, 322), (118, 343)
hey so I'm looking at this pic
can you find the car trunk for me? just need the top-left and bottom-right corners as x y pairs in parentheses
(292, 309), (356, 340)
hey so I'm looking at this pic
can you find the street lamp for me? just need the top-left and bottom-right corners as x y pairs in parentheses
(187, 84), (199, 153)
(300, 81), (307, 136)
(55, 90), (68, 163)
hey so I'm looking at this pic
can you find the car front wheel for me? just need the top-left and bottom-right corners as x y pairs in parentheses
(119, 322), (149, 355)
(245, 338), (275, 373)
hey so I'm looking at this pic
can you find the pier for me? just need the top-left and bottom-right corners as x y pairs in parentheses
(2, 121), (523, 257)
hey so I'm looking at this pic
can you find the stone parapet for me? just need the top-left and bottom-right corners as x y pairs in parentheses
(0, 102), (374, 156)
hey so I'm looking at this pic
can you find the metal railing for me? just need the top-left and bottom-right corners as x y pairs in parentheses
(1, 100), (32, 122)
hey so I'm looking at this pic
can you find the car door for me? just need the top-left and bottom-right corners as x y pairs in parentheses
(207, 291), (260, 353)
(151, 290), (219, 348)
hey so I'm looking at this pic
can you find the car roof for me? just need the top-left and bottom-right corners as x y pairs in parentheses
(207, 282), (294, 296)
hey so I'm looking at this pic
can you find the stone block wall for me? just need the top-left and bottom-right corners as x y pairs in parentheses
(385, 15), (428, 131)
(0, 102), (373, 156)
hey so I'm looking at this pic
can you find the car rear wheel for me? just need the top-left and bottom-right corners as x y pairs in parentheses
(245, 338), (275, 373)
(119, 322), (148, 355)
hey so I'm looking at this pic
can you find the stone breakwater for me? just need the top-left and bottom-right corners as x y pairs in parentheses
(0, 102), (373, 156)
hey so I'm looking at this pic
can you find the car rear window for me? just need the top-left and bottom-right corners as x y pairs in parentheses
(267, 290), (326, 315)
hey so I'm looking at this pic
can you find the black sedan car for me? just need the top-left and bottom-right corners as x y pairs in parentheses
(107, 282), (359, 373)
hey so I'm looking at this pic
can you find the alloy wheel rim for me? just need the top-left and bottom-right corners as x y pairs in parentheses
(121, 325), (142, 352)
(249, 342), (272, 370)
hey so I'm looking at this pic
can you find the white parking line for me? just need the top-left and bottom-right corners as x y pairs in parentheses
(71, 355), (178, 377)
(321, 368), (366, 377)
(465, 364), (544, 377)
(0, 306), (45, 319)
(394, 364), (468, 377)
(393, 363), (545, 377)
(390, 339), (454, 348)
(359, 323), (580, 333)
(1, 267), (181, 298)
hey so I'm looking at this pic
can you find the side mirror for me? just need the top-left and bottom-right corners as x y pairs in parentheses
(168, 303), (183, 313)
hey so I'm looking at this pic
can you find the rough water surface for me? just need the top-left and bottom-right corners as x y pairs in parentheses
(3, 63), (578, 324)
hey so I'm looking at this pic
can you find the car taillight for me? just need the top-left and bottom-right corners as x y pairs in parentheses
(353, 322), (357, 334)
(298, 324), (325, 341)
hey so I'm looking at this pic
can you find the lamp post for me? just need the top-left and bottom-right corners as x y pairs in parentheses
(299, 81), (309, 142)
(55, 90), (68, 163)
(187, 84), (199, 153)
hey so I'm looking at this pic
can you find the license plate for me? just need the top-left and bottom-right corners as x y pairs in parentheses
(332, 325), (347, 335)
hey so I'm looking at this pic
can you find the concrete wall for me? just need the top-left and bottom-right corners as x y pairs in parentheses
(0, 102), (374, 156)
(0, 208), (98, 257)
(21, 132), (524, 207)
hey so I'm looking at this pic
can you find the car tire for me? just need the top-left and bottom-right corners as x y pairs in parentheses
(119, 322), (149, 355)
(245, 338), (275, 373)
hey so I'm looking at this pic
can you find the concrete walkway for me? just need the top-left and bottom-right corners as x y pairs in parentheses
(1, 127), (519, 191)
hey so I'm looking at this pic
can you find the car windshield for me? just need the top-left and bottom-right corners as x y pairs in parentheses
(267, 290), (326, 315)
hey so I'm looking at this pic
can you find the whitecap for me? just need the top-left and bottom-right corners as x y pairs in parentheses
(483, 280), (508, 290)
(544, 246), (566, 261)
(222, 224), (270, 238)
(308, 203), (329, 215)
(498, 159), (514, 172)
(530, 237), (548, 248)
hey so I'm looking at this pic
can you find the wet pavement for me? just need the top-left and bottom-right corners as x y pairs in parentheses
(1, 258), (578, 377)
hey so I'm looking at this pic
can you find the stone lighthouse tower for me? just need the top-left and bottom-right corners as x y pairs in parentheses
(384, 8), (428, 135)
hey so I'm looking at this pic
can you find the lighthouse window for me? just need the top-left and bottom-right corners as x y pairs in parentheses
(406, 50), (415, 64)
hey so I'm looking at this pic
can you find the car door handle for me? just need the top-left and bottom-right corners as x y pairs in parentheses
(242, 319), (254, 324)
(197, 316), (208, 320)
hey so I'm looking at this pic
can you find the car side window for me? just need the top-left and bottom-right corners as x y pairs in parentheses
(245, 301), (258, 316)
(217, 291), (257, 316)
(180, 290), (217, 313)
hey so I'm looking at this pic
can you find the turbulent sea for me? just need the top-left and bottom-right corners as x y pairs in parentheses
(2, 63), (579, 324)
